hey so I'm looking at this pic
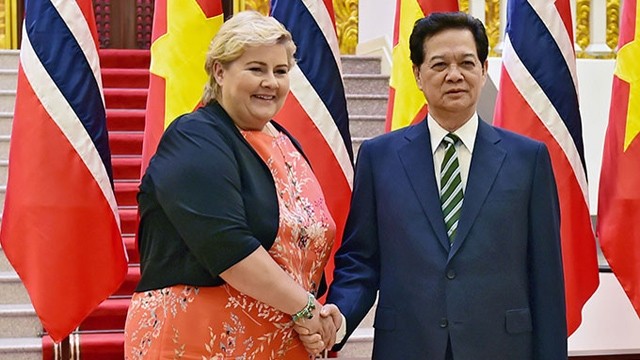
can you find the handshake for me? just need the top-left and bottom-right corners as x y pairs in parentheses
(292, 302), (343, 356)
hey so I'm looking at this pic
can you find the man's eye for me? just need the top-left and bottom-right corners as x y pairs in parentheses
(432, 63), (447, 71)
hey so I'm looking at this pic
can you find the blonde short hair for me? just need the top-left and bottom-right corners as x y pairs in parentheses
(201, 11), (297, 104)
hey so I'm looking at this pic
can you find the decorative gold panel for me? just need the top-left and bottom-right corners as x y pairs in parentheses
(576, 0), (591, 58)
(485, 0), (500, 56)
(334, 0), (358, 54)
(459, 0), (470, 14)
(0, 0), (6, 48)
(240, 0), (358, 54)
(0, 0), (18, 49)
(606, 0), (620, 55)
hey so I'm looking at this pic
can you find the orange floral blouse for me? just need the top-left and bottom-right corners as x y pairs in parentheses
(124, 126), (336, 359)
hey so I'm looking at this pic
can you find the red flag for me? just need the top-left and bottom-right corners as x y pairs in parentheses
(597, 0), (640, 317)
(271, 0), (354, 285)
(140, 0), (224, 174)
(494, 0), (599, 334)
(0, 0), (127, 342)
(385, 0), (458, 131)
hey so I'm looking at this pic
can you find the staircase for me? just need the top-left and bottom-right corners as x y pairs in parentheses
(0, 50), (386, 359)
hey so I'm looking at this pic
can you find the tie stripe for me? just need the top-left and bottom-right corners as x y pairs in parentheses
(440, 133), (464, 243)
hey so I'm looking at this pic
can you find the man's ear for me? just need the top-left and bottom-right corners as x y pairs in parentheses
(413, 65), (422, 89)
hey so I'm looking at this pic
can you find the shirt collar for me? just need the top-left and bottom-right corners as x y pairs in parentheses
(428, 112), (478, 154)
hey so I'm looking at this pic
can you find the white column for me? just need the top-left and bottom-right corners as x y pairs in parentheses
(469, 0), (486, 23)
(586, 0), (612, 56)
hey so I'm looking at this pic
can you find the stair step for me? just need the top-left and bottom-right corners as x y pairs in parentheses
(106, 109), (146, 132)
(339, 327), (374, 358)
(0, 111), (12, 135)
(43, 332), (124, 360)
(118, 207), (138, 236)
(343, 74), (389, 95)
(0, 50), (19, 70)
(99, 49), (150, 69)
(0, 69), (18, 91)
(346, 94), (388, 117)
(112, 156), (142, 182)
(123, 235), (139, 264)
(114, 265), (140, 297)
(0, 237), (139, 275)
(0, 245), (13, 272)
(80, 298), (130, 332)
(342, 55), (382, 75)
(108, 131), (143, 156)
(351, 137), (368, 157)
(102, 68), (149, 89)
(0, 159), (7, 186)
(0, 272), (30, 305)
(0, 337), (41, 360)
(349, 115), (386, 139)
(104, 88), (147, 110)
(0, 134), (9, 160)
(0, 108), (146, 136)
(0, 89), (15, 113)
(0, 304), (41, 338)
(114, 181), (140, 207)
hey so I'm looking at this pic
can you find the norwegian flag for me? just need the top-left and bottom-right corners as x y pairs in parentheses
(0, 0), (127, 342)
(494, 0), (599, 335)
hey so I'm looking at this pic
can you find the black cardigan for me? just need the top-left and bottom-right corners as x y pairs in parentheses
(135, 102), (311, 292)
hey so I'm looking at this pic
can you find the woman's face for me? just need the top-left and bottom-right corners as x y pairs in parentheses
(214, 44), (291, 130)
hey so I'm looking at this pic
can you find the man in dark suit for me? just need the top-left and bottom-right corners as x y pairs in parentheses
(325, 12), (568, 359)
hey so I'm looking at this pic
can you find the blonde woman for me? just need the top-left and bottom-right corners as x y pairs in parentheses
(124, 11), (340, 359)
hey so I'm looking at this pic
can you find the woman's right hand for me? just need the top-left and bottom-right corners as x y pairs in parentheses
(293, 303), (342, 355)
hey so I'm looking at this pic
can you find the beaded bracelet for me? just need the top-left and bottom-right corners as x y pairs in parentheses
(292, 293), (316, 322)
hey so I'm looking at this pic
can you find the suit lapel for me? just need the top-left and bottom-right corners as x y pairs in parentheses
(450, 120), (506, 258)
(398, 121), (451, 251)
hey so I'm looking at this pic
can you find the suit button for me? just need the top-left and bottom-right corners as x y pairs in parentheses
(446, 269), (456, 279)
(440, 318), (448, 328)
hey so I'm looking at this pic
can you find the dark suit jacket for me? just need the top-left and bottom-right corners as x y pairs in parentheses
(328, 119), (567, 359)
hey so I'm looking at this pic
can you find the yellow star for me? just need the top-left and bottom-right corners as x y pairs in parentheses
(150, 0), (223, 129)
(614, 4), (640, 151)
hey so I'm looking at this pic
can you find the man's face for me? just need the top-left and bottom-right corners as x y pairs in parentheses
(413, 28), (487, 124)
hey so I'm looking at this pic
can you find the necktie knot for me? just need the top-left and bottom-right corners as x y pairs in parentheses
(442, 133), (460, 147)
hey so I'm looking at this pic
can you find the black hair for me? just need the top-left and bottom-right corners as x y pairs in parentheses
(409, 11), (489, 66)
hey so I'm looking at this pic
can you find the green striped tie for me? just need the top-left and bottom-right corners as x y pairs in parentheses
(440, 133), (464, 244)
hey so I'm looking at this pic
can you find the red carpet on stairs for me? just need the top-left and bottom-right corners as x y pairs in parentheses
(40, 49), (150, 360)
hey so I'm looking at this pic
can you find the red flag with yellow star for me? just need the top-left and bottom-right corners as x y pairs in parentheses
(385, 0), (458, 131)
(140, 0), (224, 173)
(597, 0), (640, 318)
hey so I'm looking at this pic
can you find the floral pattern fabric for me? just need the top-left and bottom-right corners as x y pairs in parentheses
(124, 128), (336, 359)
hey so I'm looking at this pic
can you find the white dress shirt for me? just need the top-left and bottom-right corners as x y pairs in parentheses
(428, 113), (478, 192)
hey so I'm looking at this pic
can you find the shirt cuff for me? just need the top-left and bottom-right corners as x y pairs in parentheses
(336, 313), (347, 344)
